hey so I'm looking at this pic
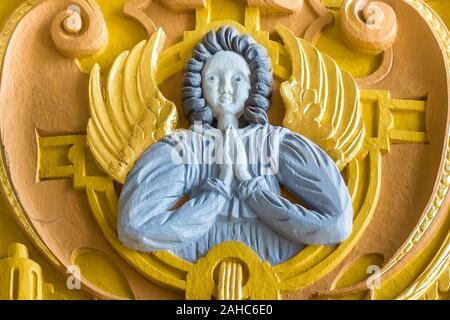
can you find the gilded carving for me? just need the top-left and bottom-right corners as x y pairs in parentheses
(87, 28), (178, 183)
(0, 243), (65, 300)
(278, 25), (365, 169)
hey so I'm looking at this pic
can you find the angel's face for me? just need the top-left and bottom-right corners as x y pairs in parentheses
(201, 51), (251, 120)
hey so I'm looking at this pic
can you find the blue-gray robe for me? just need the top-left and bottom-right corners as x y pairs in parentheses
(118, 124), (353, 265)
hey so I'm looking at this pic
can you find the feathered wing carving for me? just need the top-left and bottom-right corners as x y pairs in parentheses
(87, 28), (178, 183)
(277, 26), (365, 170)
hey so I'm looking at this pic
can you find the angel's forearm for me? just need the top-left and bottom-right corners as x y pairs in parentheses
(118, 178), (229, 251)
(246, 190), (352, 246)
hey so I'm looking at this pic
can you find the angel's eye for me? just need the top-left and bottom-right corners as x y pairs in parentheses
(233, 76), (242, 82)
(207, 75), (216, 81)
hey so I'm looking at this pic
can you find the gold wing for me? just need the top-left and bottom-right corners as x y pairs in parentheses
(277, 26), (365, 170)
(87, 28), (178, 183)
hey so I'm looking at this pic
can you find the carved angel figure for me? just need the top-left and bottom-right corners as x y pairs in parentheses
(88, 26), (364, 265)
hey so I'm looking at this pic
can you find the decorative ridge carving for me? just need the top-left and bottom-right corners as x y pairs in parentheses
(340, 0), (398, 54)
(397, 232), (450, 300)
(124, 0), (305, 36)
(50, 0), (108, 58)
(0, 243), (65, 300)
(315, 0), (450, 300)
(87, 28), (178, 183)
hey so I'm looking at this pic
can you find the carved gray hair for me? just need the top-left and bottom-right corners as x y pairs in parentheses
(182, 25), (273, 125)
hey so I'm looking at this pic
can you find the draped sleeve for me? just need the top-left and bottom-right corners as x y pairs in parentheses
(117, 134), (230, 252)
(243, 130), (353, 246)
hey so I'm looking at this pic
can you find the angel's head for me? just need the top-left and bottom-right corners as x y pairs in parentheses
(182, 26), (273, 127)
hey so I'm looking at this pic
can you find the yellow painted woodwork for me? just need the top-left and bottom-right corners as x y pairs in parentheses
(87, 28), (179, 183)
(34, 0), (437, 300)
(321, 0), (343, 8)
(155, 1), (292, 86)
(332, 253), (384, 300)
(186, 242), (279, 300)
(0, 0), (449, 300)
(217, 260), (244, 300)
(378, 215), (450, 300)
(425, 0), (450, 29)
(0, 0), (24, 26)
(36, 84), (428, 298)
(316, 9), (384, 78)
(0, 194), (89, 300)
(278, 25), (365, 170)
(72, 248), (135, 299)
(0, 243), (64, 300)
(78, 0), (147, 73)
(0, 0), (92, 297)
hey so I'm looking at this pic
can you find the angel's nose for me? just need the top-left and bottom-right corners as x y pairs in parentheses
(220, 77), (233, 96)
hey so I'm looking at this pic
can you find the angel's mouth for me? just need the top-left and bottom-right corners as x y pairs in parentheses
(220, 95), (233, 103)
